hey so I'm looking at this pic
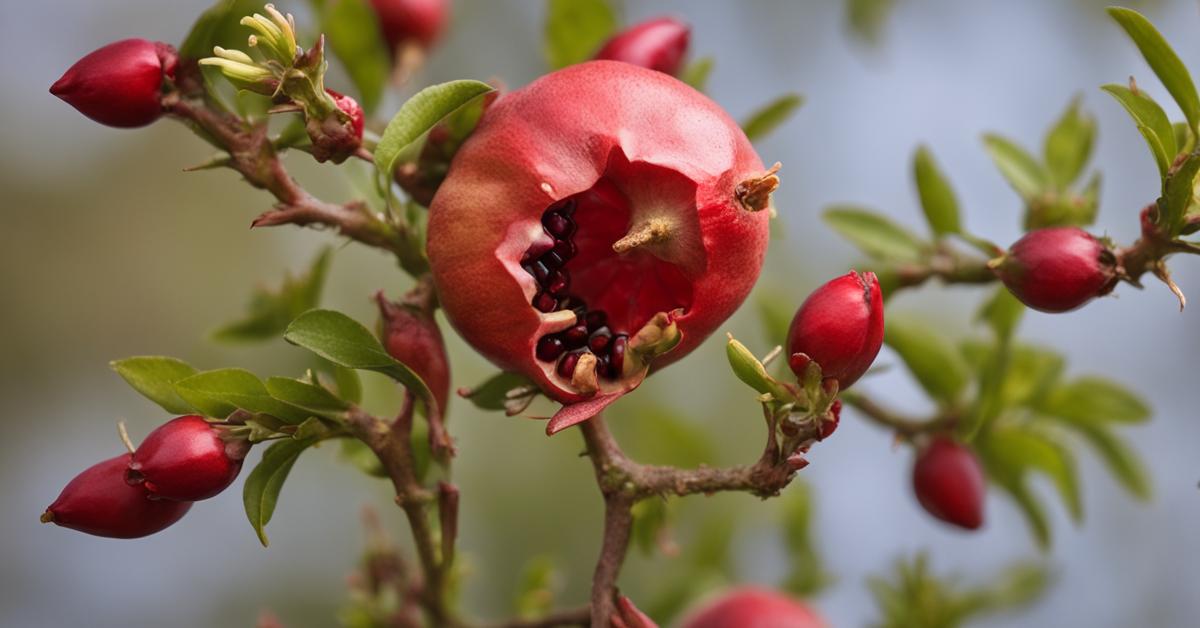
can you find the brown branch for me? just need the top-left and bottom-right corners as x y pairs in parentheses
(889, 248), (995, 292)
(482, 607), (591, 628)
(839, 391), (955, 438)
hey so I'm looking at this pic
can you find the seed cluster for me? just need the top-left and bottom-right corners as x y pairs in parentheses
(523, 198), (628, 381)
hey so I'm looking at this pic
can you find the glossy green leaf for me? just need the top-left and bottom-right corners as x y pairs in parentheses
(213, 247), (332, 343)
(110, 357), (199, 415)
(1101, 84), (1175, 176)
(823, 205), (927, 262)
(1043, 96), (1096, 188)
(321, 0), (390, 113)
(374, 80), (495, 181)
(1036, 376), (1150, 424)
(977, 286), (1024, 342)
(265, 376), (350, 420)
(175, 368), (311, 423)
(331, 364), (364, 405)
(543, 0), (616, 69)
(243, 437), (319, 546)
(459, 372), (536, 412)
(1108, 7), (1200, 134)
(741, 94), (804, 142)
(179, 0), (264, 60)
(885, 319), (970, 403)
(680, 57), (714, 92)
(913, 145), (961, 236)
(1160, 151), (1200, 236)
(982, 134), (1047, 199)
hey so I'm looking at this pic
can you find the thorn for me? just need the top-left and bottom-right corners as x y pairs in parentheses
(183, 153), (232, 172)
(1153, 262), (1186, 311)
(267, 103), (303, 115)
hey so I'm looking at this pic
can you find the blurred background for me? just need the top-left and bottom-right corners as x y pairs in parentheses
(3, 0), (1200, 626)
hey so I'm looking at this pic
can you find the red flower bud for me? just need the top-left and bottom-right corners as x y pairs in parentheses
(369, 0), (449, 53)
(126, 416), (248, 501)
(42, 454), (192, 538)
(992, 227), (1117, 313)
(911, 436), (986, 530)
(50, 39), (175, 128)
(680, 588), (828, 628)
(594, 17), (690, 76)
(786, 271), (884, 389)
(818, 399), (841, 441)
(326, 89), (365, 141)
(614, 595), (658, 628)
(377, 292), (451, 415)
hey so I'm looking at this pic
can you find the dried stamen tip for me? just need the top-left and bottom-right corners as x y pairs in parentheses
(40, 510), (54, 524)
(571, 352), (600, 395)
(736, 162), (782, 212)
(612, 218), (673, 253)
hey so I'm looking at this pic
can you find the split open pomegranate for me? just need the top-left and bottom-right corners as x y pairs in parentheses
(427, 61), (777, 432)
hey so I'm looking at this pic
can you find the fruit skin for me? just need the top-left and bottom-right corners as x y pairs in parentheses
(594, 17), (690, 76)
(377, 292), (452, 415)
(786, 271), (884, 389)
(427, 61), (771, 405)
(992, 227), (1117, 313)
(326, 89), (365, 140)
(912, 436), (986, 530)
(43, 454), (193, 538)
(680, 587), (828, 628)
(50, 39), (175, 128)
(370, 0), (448, 52)
(126, 415), (247, 501)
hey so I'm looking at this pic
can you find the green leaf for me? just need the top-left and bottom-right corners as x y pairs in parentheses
(543, 0), (616, 70)
(1101, 84), (1175, 176)
(459, 371), (536, 413)
(977, 286), (1024, 342)
(283, 310), (435, 410)
(175, 368), (311, 423)
(846, 0), (895, 44)
(331, 364), (364, 405)
(979, 436), (1052, 549)
(1063, 421), (1152, 500)
(265, 376), (350, 420)
(982, 425), (1082, 530)
(374, 80), (495, 182)
(680, 57), (714, 92)
(1159, 151), (1200, 236)
(321, 0), (390, 113)
(982, 134), (1047, 199)
(741, 94), (804, 142)
(1108, 7), (1200, 134)
(780, 482), (833, 597)
(823, 205), (927, 262)
(110, 357), (199, 415)
(912, 145), (961, 236)
(213, 247), (333, 343)
(339, 438), (387, 477)
(243, 437), (318, 546)
(179, 0), (265, 60)
(884, 319), (970, 403)
(1036, 376), (1150, 424)
(1043, 96), (1096, 188)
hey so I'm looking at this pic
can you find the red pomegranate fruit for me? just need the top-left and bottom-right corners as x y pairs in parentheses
(369, 0), (448, 53)
(50, 38), (176, 128)
(126, 415), (248, 501)
(912, 436), (986, 530)
(786, 271), (885, 389)
(426, 61), (777, 433)
(594, 17), (691, 76)
(991, 226), (1118, 313)
(42, 454), (193, 538)
(679, 587), (828, 628)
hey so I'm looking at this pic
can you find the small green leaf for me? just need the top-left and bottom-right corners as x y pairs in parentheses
(977, 286), (1024, 342)
(339, 438), (387, 477)
(459, 372), (536, 412)
(823, 205), (927, 262)
(982, 134), (1047, 199)
(982, 425), (1081, 530)
(265, 376), (350, 420)
(543, 0), (616, 70)
(1108, 7), (1200, 134)
(175, 368), (311, 423)
(741, 94), (804, 142)
(179, 0), (264, 60)
(1036, 376), (1150, 424)
(283, 310), (435, 410)
(243, 437), (318, 546)
(1063, 421), (1152, 500)
(912, 145), (961, 236)
(884, 319), (970, 403)
(213, 247), (333, 343)
(374, 80), (495, 182)
(321, 0), (390, 113)
(110, 357), (199, 415)
(726, 336), (775, 395)
(1101, 84), (1175, 176)
(979, 433), (1053, 549)
(331, 364), (364, 405)
(680, 57), (714, 92)
(1043, 96), (1096, 188)
(1160, 151), (1200, 236)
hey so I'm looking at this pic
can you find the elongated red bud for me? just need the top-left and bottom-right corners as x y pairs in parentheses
(370, 0), (449, 52)
(614, 595), (658, 628)
(50, 38), (175, 128)
(786, 271), (884, 389)
(42, 454), (192, 538)
(680, 588), (828, 628)
(912, 436), (986, 530)
(594, 17), (690, 76)
(126, 416), (247, 501)
(377, 292), (451, 414)
(992, 227), (1117, 313)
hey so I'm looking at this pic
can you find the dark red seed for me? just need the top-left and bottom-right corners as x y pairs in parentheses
(534, 292), (558, 312)
(585, 311), (607, 332)
(536, 336), (566, 361)
(609, 335), (628, 376)
(557, 351), (581, 378)
(547, 270), (570, 295)
(521, 263), (535, 277)
(556, 198), (578, 216)
(562, 324), (589, 348)
(597, 354), (612, 378)
(543, 212), (574, 238)
(542, 251), (566, 269)
(588, 327), (612, 354)
(552, 238), (576, 260)
(559, 297), (588, 320)
(531, 261), (550, 283)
